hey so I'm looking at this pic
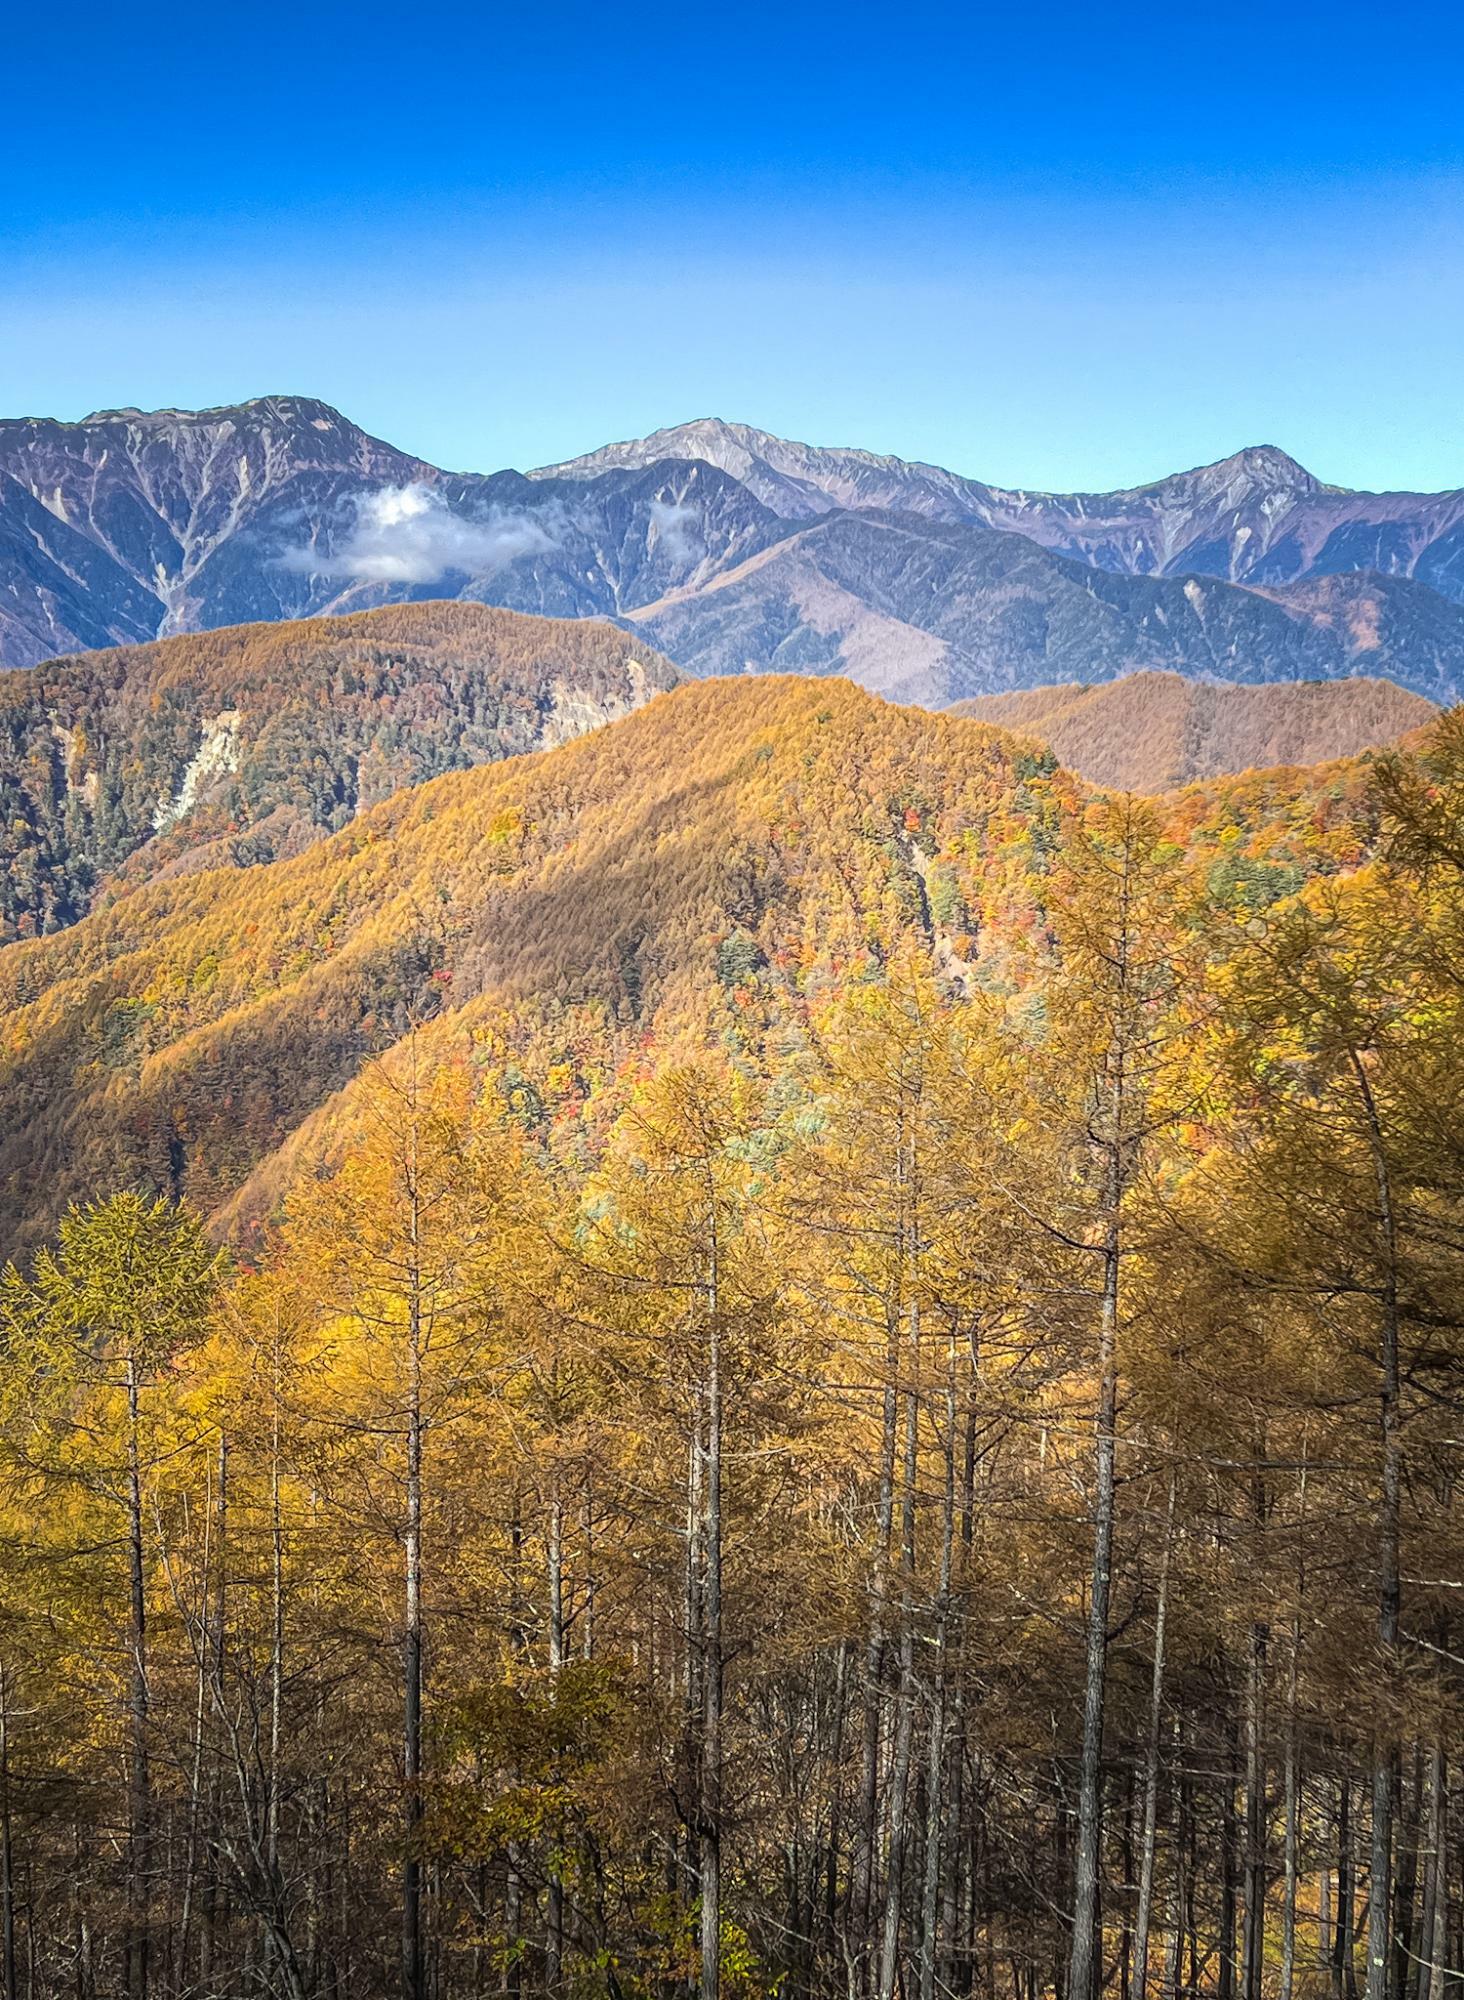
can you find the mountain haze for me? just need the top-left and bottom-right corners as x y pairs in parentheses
(625, 510), (1464, 704)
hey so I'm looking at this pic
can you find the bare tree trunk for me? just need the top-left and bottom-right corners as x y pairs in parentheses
(824, 1640), (849, 1971)
(1133, 1471), (1176, 2000)
(878, 1306), (922, 2000)
(1220, 1725), (1239, 2000)
(1068, 1189), (1121, 2000)
(125, 1348), (151, 2000)
(1336, 1780), (1360, 2000)
(177, 1436), (221, 1991)
(1243, 1616), (1268, 2000)
(1418, 1746), (1446, 2000)
(203, 1435), (230, 1993)
(698, 1217), (724, 2000)
(1280, 1617), (1302, 2000)
(581, 1480), (596, 1663)
(941, 1369), (981, 2000)
(1163, 1725), (1184, 2000)
(853, 1302), (903, 1978)
(507, 1491), (525, 2000)
(547, 1486), (565, 1994)
(1354, 1057), (1402, 2000)
(1397, 1755), (1423, 2000)
(269, 1408), (285, 1890)
(0, 1670), (17, 2000)
(403, 1271), (425, 2000)
(919, 1350), (958, 2000)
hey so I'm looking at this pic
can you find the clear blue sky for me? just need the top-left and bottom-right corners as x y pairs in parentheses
(4, 0), (1462, 492)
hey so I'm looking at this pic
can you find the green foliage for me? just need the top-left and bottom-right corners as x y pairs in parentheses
(1206, 848), (1306, 910)
(2, 1191), (222, 1369)
(716, 927), (765, 988)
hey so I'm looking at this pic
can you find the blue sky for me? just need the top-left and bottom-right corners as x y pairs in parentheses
(3, 0), (1462, 492)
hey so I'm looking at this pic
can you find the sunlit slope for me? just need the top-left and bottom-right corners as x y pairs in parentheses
(951, 670), (1435, 792)
(0, 675), (1380, 1251)
(0, 599), (677, 941)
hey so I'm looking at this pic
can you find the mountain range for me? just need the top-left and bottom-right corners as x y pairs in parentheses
(4, 399), (1463, 701)
(539, 420), (1464, 598)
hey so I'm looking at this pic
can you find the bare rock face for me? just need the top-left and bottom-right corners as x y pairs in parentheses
(3, 398), (1464, 702)
(0, 398), (429, 664)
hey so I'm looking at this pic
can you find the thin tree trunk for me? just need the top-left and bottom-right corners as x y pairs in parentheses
(1069, 1190), (1121, 2000)
(1418, 1746), (1446, 2000)
(1353, 1056), (1402, 2000)
(878, 1305), (923, 2000)
(177, 1438), (220, 1991)
(1069, 827), (1141, 2000)
(1280, 1616), (1302, 2000)
(1336, 1780), (1360, 2000)
(698, 1211), (724, 2000)
(547, 1486), (565, 1993)
(919, 1350), (959, 2000)
(853, 1301), (904, 1974)
(269, 1406), (285, 1888)
(1243, 1615), (1268, 2000)
(403, 1251), (425, 2000)
(1133, 1471), (1176, 2000)
(125, 1348), (151, 2000)
(1397, 1755), (1423, 2000)
(507, 1491), (525, 2000)
(1220, 1720), (1239, 2000)
(0, 1670), (17, 2000)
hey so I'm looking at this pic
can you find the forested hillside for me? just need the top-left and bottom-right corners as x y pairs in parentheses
(0, 675), (1377, 1252)
(0, 601), (675, 940)
(0, 673), (1459, 2000)
(952, 672), (1437, 790)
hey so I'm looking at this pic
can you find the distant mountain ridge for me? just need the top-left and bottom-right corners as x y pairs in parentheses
(951, 670), (1437, 792)
(623, 510), (1464, 706)
(537, 419), (1464, 600)
(2, 397), (1462, 702)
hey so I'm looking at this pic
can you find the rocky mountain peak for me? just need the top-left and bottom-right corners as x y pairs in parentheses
(1151, 444), (1323, 504)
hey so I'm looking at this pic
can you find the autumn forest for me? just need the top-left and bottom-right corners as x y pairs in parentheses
(0, 639), (1461, 2000)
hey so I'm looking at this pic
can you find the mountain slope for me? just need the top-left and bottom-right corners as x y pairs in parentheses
(978, 449), (1464, 601)
(951, 670), (1437, 792)
(531, 417), (994, 520)
(0, 674), (1382, 1255)
(0, 600), (675, 940)
(0, 397), (430, 664)
(0, 402), (786, 667)
(628, 511), (1464, 704)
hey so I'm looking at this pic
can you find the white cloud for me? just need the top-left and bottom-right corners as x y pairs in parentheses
(282, 483), (553, 584)
(648, 498), (702, 565)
